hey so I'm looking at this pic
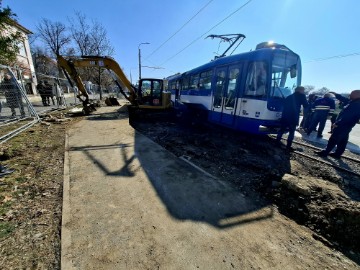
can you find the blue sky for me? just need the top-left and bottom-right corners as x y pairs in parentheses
(3, 0), (360, 93)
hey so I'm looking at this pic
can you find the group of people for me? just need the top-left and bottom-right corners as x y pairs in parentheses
(37, 80), (55, 106)
(36, 80), (64, 106)
(276, 86), (360, 158)
(0, 75), (66, 118)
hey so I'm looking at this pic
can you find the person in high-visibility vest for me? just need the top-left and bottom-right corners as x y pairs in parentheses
(306, 93), (335, 138)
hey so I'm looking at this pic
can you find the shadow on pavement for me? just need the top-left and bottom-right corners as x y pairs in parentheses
(133, 131), (274, 229)
(70, 144), (135, 177)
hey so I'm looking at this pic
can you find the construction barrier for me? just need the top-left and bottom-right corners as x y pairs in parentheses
(0, 65), (40, 143)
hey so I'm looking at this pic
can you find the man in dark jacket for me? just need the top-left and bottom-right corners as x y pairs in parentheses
(37, 81), (47, 106)
(300, 93), (318, 132)
(1, 74), (26, 117)
(276, 86), (308, 151)
(315, 90), (360, 158)
(306, 93), (336, 138)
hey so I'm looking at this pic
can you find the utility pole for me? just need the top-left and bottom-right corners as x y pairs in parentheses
(98, 67), (102, 100)
(138, 42), (150, 82)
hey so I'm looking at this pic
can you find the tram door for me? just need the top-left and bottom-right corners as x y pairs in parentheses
(211, 65), (241, 125)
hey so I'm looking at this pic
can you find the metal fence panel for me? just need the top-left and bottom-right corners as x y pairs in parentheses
(0, 65), (39, 143)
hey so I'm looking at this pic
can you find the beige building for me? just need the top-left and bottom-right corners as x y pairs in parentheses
(2, 19), (38, 94)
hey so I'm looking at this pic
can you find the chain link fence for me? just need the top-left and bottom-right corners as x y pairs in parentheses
(0, 65), (39, 143)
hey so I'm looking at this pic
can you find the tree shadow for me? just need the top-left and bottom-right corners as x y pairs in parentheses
(69, 144), (136, 177)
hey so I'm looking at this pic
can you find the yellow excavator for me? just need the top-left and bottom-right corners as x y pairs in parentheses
(57, 55), (172, 114)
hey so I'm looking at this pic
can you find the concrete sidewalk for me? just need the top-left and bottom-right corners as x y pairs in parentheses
(61, 106), (356, 269)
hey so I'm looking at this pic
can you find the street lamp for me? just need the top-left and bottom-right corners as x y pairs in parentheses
(138, 42), (150, 81)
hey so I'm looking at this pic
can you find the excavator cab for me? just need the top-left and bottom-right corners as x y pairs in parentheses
(138, 79), (163, 106)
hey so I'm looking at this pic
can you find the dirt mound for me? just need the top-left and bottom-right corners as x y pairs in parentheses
(274, 173), (360, 252)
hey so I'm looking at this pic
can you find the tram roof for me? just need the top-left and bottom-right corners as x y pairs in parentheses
(177, 46), (299, 77)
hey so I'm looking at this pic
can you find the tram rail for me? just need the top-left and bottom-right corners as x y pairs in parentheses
(293, 150), (360, 177)
(291, 139), (360, 163)
(271, 135), (360, 178)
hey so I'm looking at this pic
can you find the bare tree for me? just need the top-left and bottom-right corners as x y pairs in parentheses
(36, 18), (70, 56)
(68, 12), (91, 56)
(31, 46), (57, 76)
(90, 20), (114, 56)
(28, 32), (37, 46)
(68, 12), (115, 98)
(314, 87), (331, 96)
(36, 18), (73, 87)
(69, 12), (114, 56)
(303, 85), (315, 95)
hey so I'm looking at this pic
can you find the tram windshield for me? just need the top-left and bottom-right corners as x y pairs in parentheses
(270, 51), (301, 98)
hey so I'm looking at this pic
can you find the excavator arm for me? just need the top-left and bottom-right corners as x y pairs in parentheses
(57, 54), (171, 113)
(57, 55), (138, 104)
(57, 55), (97, 114)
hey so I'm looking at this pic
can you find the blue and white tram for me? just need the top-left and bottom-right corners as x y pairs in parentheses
(167, 42), (301, 134)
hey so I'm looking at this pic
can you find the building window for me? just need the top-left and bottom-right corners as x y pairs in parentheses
(18, 41), (27, 57)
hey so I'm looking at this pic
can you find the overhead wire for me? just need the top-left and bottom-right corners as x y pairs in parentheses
(304, 52), (360, 63)
(159, 0), (253, 67)
(144, 0), (214, 61)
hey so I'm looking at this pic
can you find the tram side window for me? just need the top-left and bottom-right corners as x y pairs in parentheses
(213, 70), (226, 108)
(245, 61), (268, 97)
(199, 70), (212, 90)
(169, 79), (181, 98)
(189, 74), (199, 89)
(175, 80), (181, 97)
(169, 81), (176, 90)
(224, 66), (240, 109)
(175, 80), (180, 90)
(170, 80), (180, 90)
(182, 76), (190, 90)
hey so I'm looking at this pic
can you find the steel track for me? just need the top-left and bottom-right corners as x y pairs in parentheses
(290, 139), (360, 163)
(270, 134), (360, 162)
(269, 135), (360, 177)
(293, 150), (360, 177)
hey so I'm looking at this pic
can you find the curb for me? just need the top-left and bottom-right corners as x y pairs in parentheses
(61, 132), (74, 269)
